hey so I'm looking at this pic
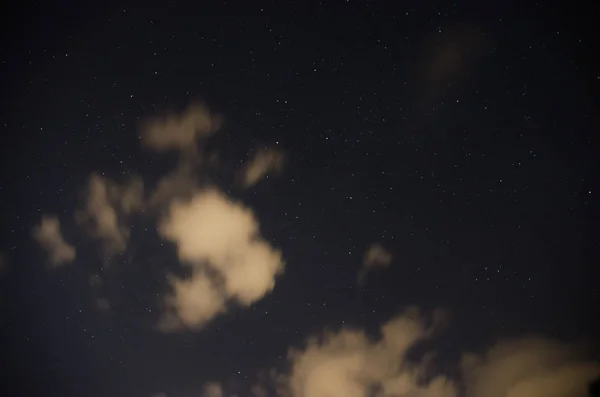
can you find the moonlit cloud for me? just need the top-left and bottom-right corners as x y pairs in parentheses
(461, 337), (600, 397)
(31, 215), (76, 267)
(358, 243), (392, 284)
(158, 188), (284, 330)
(241, 147), (286, 188)
(284, 308), (456, 397)
(75, 173), (142, 254)
(140, 101), (222, 152)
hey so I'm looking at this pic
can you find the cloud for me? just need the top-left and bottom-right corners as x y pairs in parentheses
(31, 215), (76, 267)
(462, 337), (600, 397)
(420, 27), (484, 104)
(284, 307), (457, 397)
(147, 157), (199, 211)
(358, 243), (392, 284)
(75, 173), (143, 254)
(241, 147), (286, 188)
(157, 188), (284, 330)
(140, 101), (222, 152)
(96, 298), (111, 311)
(203, 382), (224, 397)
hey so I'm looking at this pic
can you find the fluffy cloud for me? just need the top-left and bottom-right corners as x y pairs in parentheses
(245, 313), (599, 397)
(140, 101), (222, 152)
(31, 215), (76, 267)
(75, 173), (143, 254)
(461, 337), (600, 397)
(158, 188), (284, 330)
(241, 147), (285, 188)
(284, 308), (456, 397)
(358, 243), (392, 284)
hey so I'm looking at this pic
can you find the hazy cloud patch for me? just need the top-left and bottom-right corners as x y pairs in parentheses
(75, 173), (142, 254)
(32, 215), (76, 267)
(140, 102), (222, 152)
(462, 337), (600, 397)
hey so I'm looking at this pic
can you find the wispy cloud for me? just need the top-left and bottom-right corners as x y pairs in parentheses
(241, 147), (286, 188)
(32, 215), (76, 267)
(358, 243), (392, 284)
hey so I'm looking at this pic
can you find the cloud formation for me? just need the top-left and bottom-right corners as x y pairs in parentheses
(140, 101), (222, 152)
(462, 337), (600, 397)
(283, 307), (456, 397)
(358, 243), (392, 284)
(32, 215), (76, 267)
(75, 173), (143, 254)
(241, 311), (599, 397)
(241, 147), (286, 188)
(158, 188), (284, 330)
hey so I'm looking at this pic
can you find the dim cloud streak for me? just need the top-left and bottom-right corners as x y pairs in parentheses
(31, 215), (76, 267)
(241, 147), (286, 188)
(358, 243), (393, 284)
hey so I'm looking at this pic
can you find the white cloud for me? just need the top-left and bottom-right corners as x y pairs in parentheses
(158, 188), (284, 330)
(462, 337), (600, 397)
(241, 147), (285, 188)
(358, 243), (392, 284)
(285, 308), (456, 397)
(75, 173), (143, 254)
(32, 215), (76, 267)
(140, 101), (222, 152)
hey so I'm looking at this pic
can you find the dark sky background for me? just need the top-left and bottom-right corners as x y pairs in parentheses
(1, 2), (599, 397)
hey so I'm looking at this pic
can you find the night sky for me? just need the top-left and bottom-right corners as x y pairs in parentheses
(1, 2), (599, 397)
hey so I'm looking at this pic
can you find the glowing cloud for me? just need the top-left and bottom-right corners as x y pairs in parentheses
(158, 188), (284, 330)
(31, 215), (76, 267)
(241, 147), (286, 188)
